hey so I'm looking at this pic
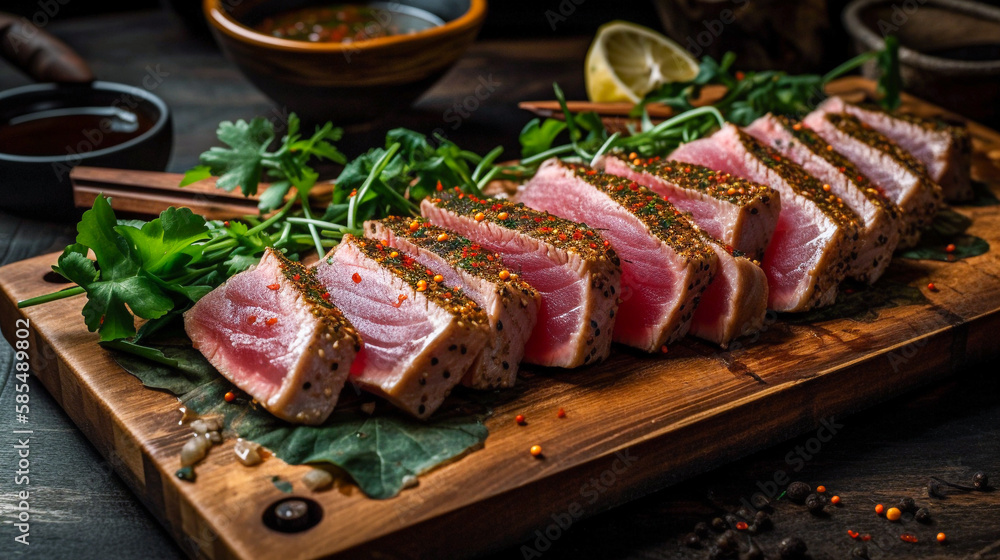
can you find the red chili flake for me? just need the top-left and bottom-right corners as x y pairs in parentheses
(861, 534), (871, 542)
(436, 180), (443, 191)
(292, 274), (300, 281)
(847, 530), (859, 539)
(267, 283), (280, 290)
(557, 408), (566, 418)
(558, 233), (567, 241)
(589, 243), (597, 249)
(265, 318), (277, 326)
(900, 534), (918, 543)
(660, 345), (669, 354)
(321, 292), (330, 300)
(352, 273), (362, 284)
(426, 269), (434, 276)
(603, 240), (610, 247)
(736, 521), (748, 530)
(99, 315), (105, 325)
(945, 243), (956, 253)
(534, 216), (543, 223)
(515, 414), (525, 425)
(735, 71), (745, 80)
(391, 294), (408, 308)
(349, 189), (357, 198)
(247, 315), (257, 324)
(443, 292), (452, 299)
(223, 221), (230, 227)
(928, 282), (938, 292)
(224, 391), (235, 403)
(683, 167), (691, 173)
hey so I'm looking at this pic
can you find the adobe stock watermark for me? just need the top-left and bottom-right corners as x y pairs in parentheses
(2, 0), (72, 53)
(683, 0), (749, 59)
(737, 416), (844, 515)
(874, 0), (929, 37)
(520, 448), (639, 559)
(51, 64), (172, 181)
(544, 0), (587, 31)
(342, 2), (402, 63)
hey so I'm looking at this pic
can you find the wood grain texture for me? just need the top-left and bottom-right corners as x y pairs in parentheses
(1, 79), (999, 560)
(71, 166), (333, 220)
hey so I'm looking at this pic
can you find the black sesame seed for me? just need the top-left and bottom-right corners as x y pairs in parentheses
(973, 471), (989, 490)
(449, 344), (457, 351)
(418, 378), (426, 385)
(431, 357), (439, 366)
(460, 345), (467, 355)
(502, 361), (509, 370)
(418, 405), (425, 414)
(330, 362), (339, 371)
(914, 507), (931, 523)
(496, 320), (503, 332)
(805, 493), (824, 514)
(443, 370), (451, 379)
(302, 382), (312, 390)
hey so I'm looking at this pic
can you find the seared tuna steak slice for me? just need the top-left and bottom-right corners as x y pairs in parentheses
(364, 217), (540, 389)
(671, 124), (863, 312)
(314, 235), (490, 419)
(745, 114), (902, 284)
(184, 248), (361, 425)
(421, 192), (621, 368)
(802, 110), (943, 247)
(689, 233), (769, 348)
(601, 152), (780, 262)
(818, 97), (972, 201)
(519, 159), (717, 352)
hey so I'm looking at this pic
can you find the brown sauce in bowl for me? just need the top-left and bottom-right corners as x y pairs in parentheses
(254, 3), (443, 44)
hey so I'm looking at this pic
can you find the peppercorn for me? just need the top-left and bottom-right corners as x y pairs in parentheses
(898, 497), (916, 512)
(694, 522), (710, 538)
(778, 536), (808, 559)
(711, 517), (727, 532)
(886, 507), (902, 521)
(805, 493), (824, 514)
(716, 530), (738, 553)
(928, 479), (944, 497)
(851, 544), (870, 558)
(683, 533), (700, 548)
(973, 471), (989, 490)
(915, 507), (931, 523)
(786, 481), (811, 504)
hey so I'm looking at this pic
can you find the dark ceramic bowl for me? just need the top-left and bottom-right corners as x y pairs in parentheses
(203, 0), (487, 125)
(844, 0), (1000, 124)
(0, 81), (173, 220)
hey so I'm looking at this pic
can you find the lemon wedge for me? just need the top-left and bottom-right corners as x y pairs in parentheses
(585, 21), (700, 104)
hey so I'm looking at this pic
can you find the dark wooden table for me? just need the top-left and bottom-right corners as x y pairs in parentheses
(1, 9), (997, 560)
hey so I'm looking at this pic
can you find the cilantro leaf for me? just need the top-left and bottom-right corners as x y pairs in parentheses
(198, 118), (275, 196)
(519, 118), (567, 158)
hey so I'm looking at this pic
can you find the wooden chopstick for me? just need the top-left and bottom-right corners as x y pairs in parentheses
(70, 167), (333, 219)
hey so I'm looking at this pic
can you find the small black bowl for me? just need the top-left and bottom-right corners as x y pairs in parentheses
(0, 81), (173, 221)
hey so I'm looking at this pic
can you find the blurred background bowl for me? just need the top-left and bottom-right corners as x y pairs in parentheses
(203, 0), (487, 125)
(0, 81), (172, 220)
(844, 0), (1000, 125)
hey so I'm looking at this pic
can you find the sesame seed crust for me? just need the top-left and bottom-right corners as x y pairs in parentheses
(428, 190), (619, 266)
(611, 151), (773, 206)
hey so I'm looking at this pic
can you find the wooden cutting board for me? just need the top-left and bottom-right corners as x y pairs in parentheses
(2, 78), (1000, 560)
